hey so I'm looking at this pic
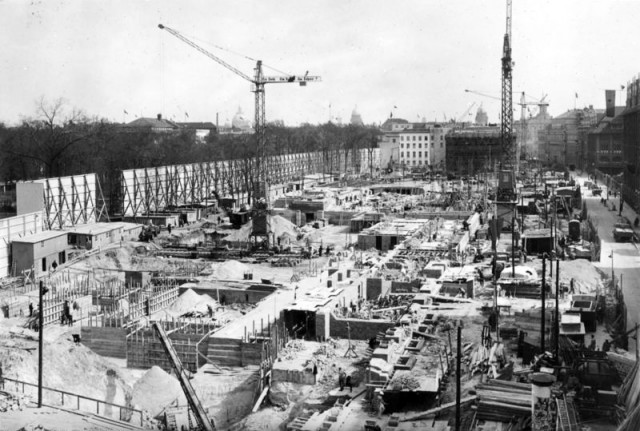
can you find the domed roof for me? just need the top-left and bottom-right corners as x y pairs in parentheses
(232, 107), (252, 130)
(350, 106), (364, 126)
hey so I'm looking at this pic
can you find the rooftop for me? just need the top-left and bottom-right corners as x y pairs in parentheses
(12, 229), (67, 244)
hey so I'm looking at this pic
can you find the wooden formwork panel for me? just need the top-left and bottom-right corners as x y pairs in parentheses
(81, 326), (127, 358)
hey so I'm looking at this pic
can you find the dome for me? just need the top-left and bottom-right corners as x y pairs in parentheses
(232, 107), (252, 130)
(475, 104), (488, 126)
(350, 106), (364, 126)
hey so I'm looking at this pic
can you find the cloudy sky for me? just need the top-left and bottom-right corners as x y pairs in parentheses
(1, 0), (639, 126)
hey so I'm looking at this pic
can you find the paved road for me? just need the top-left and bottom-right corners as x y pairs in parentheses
(578, 174), (640, 353)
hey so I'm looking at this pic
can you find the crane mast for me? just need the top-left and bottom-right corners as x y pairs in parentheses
(501, 0), (514, 170)
(158, 24), (320, 200)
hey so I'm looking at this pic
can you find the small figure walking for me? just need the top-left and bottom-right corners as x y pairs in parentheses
(346, 374), (353, 392)
(29, 302), (33, 317)
(338, 368), (346, 391)
(377, 392), (385, 418)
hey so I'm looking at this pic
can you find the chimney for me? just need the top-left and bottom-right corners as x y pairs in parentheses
(605, 90), (616, 118)
(157, 113), (162, 120)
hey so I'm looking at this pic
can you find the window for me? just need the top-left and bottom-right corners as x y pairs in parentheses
(440, 142), (443, 148)
(431, 142), (434, 148)
(413, 143), (416, 149)
(418, 151), (422, 158)
(413, 151), (416, 157)
(412, 136), (416, 141)
(418, 136), (422, 141)
(392, 138), (396, 143)
(400, 151), (404, 157)
(418, 143), (422, 148)
(400, 143), (404, 148)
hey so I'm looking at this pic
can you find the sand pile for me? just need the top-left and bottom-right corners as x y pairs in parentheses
(270, 215), (299, 238)
(168, 289), (219, 315)
(131, 366), (182, 417)
(211, 260), (249, 280)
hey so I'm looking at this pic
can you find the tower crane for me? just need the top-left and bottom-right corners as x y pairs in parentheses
(501, 0), (514, 170)
(158, 24), (321, 199)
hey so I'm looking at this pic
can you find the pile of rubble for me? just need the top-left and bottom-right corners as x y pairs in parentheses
(0, 391), (27, 412)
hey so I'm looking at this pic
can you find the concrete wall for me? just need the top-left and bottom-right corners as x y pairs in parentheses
(0, 211), (43, 278)
(366, 278), (391, 299)
(390, 280), (421, 293)
(206, 337), (264, 367)
(323, 210), (359, 226)
(315, 310), (395, 340)
(272, 367), (315, 385)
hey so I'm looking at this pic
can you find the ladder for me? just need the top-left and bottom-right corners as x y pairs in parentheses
(153, 322), (215, 431)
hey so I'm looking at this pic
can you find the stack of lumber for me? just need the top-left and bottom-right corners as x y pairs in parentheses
(473, 379), (532, 423)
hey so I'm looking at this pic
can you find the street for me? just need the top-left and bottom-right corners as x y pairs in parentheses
(578, 175), (640, 353)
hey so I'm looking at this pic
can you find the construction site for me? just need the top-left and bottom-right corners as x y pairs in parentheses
(4, 2), (640, 431)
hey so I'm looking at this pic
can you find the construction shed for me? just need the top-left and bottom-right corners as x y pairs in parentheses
(11, 230), (71, 276)
(65, 222), (142, 250)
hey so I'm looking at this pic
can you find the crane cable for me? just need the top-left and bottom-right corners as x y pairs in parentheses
(181, 30), (295, 78)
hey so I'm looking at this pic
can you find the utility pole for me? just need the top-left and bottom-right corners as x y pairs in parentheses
(555, 259), (560, 358)
(456, 325), (462, 431)
(38, 280), (45, 408)
(541, 254), (546, 353)
(511, 215), (516, 277)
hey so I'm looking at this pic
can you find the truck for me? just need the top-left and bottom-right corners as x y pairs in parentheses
(613, 222), (634, 242)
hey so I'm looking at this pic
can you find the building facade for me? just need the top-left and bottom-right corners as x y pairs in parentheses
(537, 107), (600, 170)
(445, 127), (502, 175)
(622, 75), (640, 209)
(586, 91), (624, 175)
(378, 119), (449, 173)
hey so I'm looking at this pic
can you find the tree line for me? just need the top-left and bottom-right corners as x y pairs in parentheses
(0, 98), (380, 212)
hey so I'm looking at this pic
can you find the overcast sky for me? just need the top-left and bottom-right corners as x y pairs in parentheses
(1, 0), (639, 126)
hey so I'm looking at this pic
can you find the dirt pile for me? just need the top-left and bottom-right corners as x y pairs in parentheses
(210, 260), (250, 280)
(0, 330), (134, 418)
(169, 289), (219, 315)
(131, 366), (182, 417)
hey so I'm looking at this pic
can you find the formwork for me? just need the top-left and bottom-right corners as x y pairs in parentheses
(80, 313), (130, 358)
(92, 279), (179, 319)
(126, 318), (216, 373)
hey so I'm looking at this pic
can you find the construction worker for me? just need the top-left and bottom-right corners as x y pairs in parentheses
(377, 392), (386, 418)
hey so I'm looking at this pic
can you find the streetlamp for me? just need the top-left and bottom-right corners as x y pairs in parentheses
(609, 251), (614, 281)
